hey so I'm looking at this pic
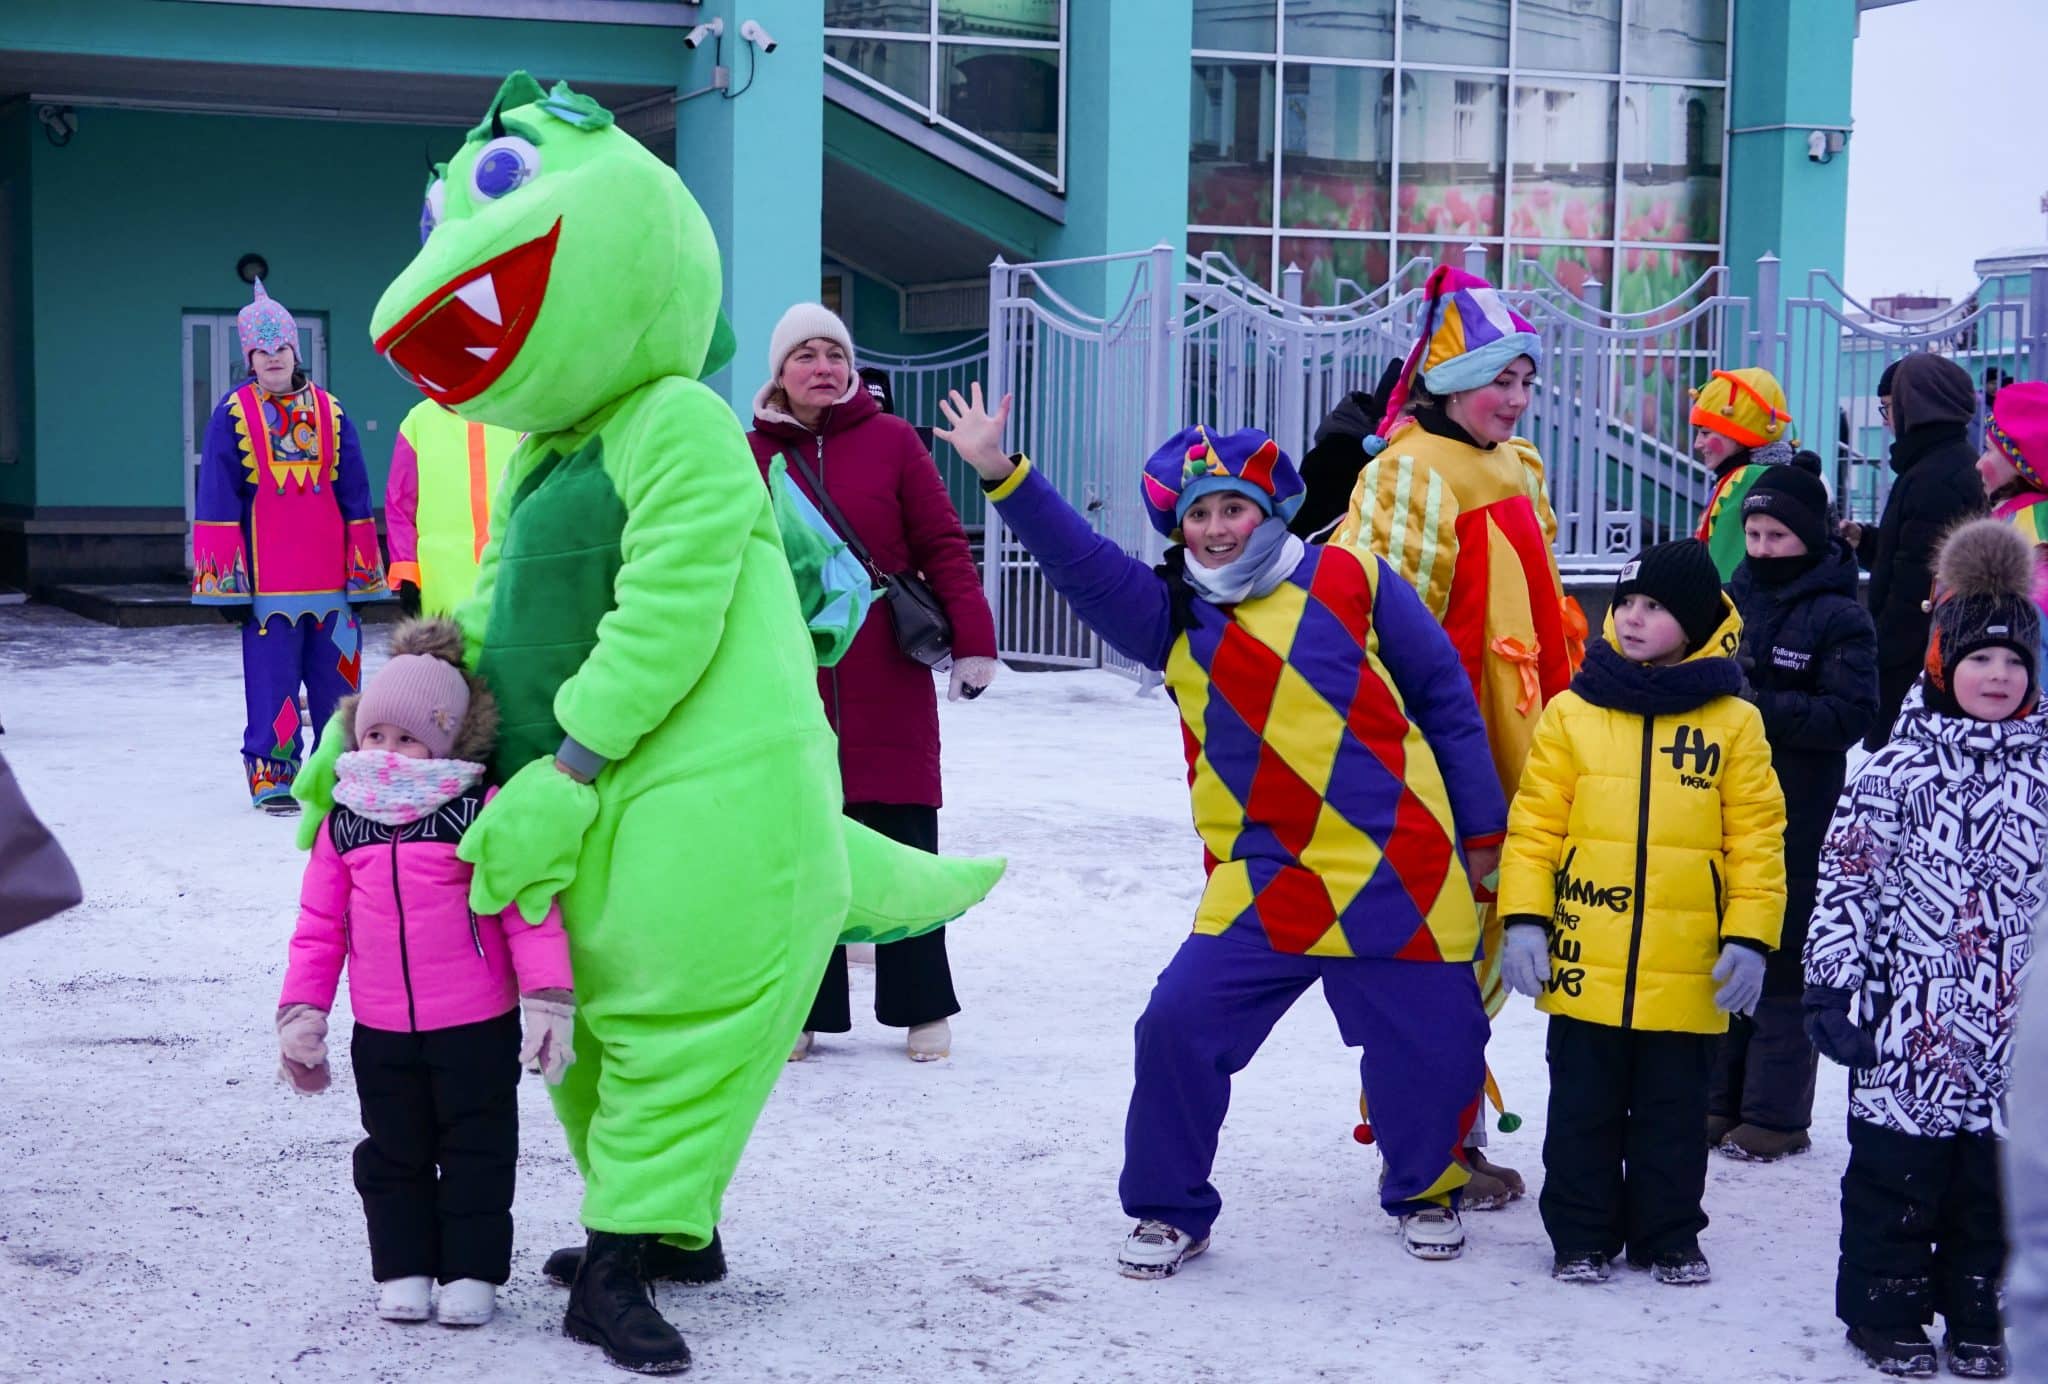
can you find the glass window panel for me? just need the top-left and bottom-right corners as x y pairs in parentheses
(1190, 61), (1277, 227)
(1194, 0), (1277, 53)
(1278, 236), (1391, 307)
(1398, 72), (1505, 237)
(1279, 63), (1391, 231)
(1188, 232), (1276, 292)
(1402, 0), (1508, 67)
(189, 322), (212, 454)
(826, 0), (929, 33)
(828, 35), (931, 107)
(1515, 0), (1621, 72)
(1396, 239), (1503, 286)
(1626, 0), (1728, 81)
(939, 0), (1058, 42)
(1620, 82), (1722, 244)
(1513, 242), (1613, 299)
(1510, 78), (1615, 241)
(940, 44), (1059, 173)
(1283, 0), (1393, 62)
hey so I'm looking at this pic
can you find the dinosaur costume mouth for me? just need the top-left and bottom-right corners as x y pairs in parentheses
(375, 219), (561, 405)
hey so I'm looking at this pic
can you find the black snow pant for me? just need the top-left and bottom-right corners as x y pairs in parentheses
(1538, 1014), (1714, 1262)
(352, 1008), (522, 1285)
(1836, 1118), (2007, 1334)
(1709, 995), (1820, 1133)
(804, 802), (960, 1032)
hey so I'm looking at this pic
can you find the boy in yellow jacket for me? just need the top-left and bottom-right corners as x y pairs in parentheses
(1497, 538), (1787, 1285)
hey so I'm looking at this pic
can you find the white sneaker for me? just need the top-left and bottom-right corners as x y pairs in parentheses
(789, 1030), (814, 1062)
(1400, 1206), (1466, 1261)
(1116, 1220), (1209, 1279)
(907, 1019), (950, 1062)
(436, 1278), (495, 1326)
(376, 1276), (433, 1322)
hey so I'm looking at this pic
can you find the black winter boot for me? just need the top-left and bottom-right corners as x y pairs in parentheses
(1844, 1325), (1938, 1377)
(546, 1230), (726, 1288)
(563, 1232), (693, 1375)
(1943, 1329), (2009, 1379)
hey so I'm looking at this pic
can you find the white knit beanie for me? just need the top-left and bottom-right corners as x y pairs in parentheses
(768, 303), (856, 383)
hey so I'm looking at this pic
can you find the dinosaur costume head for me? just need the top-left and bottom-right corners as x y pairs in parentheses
(370, 72), (734, 434)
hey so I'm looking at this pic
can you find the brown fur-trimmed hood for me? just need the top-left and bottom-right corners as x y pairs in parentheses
(337, 617), (499, 762)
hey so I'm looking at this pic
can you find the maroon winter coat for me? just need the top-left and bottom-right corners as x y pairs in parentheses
(749, 383), (998, 807)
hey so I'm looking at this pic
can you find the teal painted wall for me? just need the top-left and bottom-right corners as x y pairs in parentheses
(0, 104), (35, 510)
(828, 262), (978, 360)
(29, 108), (461, 510)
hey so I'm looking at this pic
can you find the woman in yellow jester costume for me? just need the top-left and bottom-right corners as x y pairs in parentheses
(1335, 264), (1583, 1203)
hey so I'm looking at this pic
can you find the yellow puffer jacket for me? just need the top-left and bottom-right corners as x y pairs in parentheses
(1497, 601), (1787, 1034)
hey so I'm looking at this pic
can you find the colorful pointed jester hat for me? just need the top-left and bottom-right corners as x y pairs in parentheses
(1989, 380), (2048, 490)
(1366, 264), (1540, 456)
(1141, 424), (1304, 539)
(237, 279), (299, 363)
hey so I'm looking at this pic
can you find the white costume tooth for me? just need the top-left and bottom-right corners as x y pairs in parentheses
(454, 275), (502, 325)
(466, 346), (497, 361)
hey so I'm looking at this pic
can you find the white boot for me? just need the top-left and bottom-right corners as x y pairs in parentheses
(1116, 1220), (1209, 1279)
(436, 1278), (496, 1326)
(376, 1276), (433, 1322)
(907, 1019), (950, 1062)
(788, 1030), (814, 1062)
(1399, 1206), (1466, 1261)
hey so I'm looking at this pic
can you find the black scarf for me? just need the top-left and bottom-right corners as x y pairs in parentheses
(1570, 637), (1744, 716)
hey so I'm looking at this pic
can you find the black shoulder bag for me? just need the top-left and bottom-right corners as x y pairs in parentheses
(785, 448), (955, 668)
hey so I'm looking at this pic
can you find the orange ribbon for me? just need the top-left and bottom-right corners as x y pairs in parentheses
(1491, 635), (1544, 717)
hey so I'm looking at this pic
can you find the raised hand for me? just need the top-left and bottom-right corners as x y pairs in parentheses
(935, 382), (1016, 480)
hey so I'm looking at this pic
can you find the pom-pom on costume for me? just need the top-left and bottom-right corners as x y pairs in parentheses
(190, 280), (390, 809)
(346, 73), (1002, 1370)
(384, 399), (521, 617)
(1690, 367), (1795, 579)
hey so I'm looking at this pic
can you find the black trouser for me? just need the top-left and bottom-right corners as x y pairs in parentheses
(1709, 995), (1819, 1133)
(351, 1009), (522, 1285)
(804, 802), (960, 1032)
(1539, 1014), (1714, 1262)
(1837, 1118), (2007, 1333)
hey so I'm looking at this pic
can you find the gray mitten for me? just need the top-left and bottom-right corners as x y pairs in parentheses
(1500, 924), (1551, 999)
(1711, 944), (1766, 1016)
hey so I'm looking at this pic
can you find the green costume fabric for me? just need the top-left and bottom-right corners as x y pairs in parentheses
(354, 73), (1002, 1246)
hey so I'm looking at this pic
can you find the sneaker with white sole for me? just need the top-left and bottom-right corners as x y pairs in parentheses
(1116, 1220), (1209, 1279)
(377, 1276), (433, 1322)
(907, 1019), (950, 1062)
(436, 1278), (495, 1327)
(1399, 1205), (1466, 1260)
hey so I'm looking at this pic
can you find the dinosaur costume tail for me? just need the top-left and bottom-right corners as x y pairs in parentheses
(837, 817), (1005, 944)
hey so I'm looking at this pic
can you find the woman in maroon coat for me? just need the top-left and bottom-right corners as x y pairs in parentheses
(748, 304), (1000, 1062)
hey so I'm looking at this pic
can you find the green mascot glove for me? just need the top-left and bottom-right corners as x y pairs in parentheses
(290, 713), (350, 851)
(457, 758), (601, 923)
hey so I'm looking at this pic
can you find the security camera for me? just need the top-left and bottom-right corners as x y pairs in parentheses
(739, 19), (778, 53)
(1807, 129), (1828, 163)
(684, 16), (724, 49)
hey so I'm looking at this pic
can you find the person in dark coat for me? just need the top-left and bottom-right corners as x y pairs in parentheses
(747, 304), (1000, 1064)
(1844, 354), (1985, 749)
(1710, 463), (1878, 1161)
(1291, 358), (1404, 542)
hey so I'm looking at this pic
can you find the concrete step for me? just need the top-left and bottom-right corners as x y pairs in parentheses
(38, 583), (404, 629)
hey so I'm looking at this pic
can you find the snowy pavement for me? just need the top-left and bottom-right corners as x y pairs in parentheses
(0, 604), (1866, 1383)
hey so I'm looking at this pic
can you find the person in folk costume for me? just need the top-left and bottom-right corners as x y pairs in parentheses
(1690, 367), (1796, 581)
(190, 281), (390, 812)
(384, 398), (520, 618)
(1333, 264), (1586, 1206)
(1973, 380), (2048, 684)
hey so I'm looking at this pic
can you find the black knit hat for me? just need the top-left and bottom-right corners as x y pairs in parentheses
(1924, 519), (2041, 715)
(1614, 538), (1726, 655)
(1741, 463), (1830, 557)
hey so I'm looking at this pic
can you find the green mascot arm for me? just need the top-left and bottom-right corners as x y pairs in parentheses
(550, 379), (756, 763)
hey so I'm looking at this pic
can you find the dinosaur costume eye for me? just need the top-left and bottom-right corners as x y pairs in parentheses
(472, 137), (540, 201)
(419, 179), (446, 244)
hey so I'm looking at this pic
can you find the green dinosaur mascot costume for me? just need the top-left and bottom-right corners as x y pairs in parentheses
(315, 73), (1002, 1372)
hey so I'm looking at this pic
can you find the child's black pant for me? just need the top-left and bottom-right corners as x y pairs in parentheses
(1539, 1014), (1714, 1261)
(1709, 995), (1819, 1132)
(1837, 1118), (2006, 1333)
(352, 1009), (522, 1285)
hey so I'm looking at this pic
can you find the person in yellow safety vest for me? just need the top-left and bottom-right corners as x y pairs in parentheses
(385, 399), (521, 617)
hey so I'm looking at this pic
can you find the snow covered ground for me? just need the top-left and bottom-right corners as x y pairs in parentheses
(0, 604), (1869, 1384)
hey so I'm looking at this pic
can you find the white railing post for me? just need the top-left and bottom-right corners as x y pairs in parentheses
(1277, 262), (1307, 467)
(983, 256), (1011, 631)
(1751, 252), (1782, 379)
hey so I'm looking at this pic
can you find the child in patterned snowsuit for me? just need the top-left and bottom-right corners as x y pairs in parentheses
(1805, 519), (2046, 1379)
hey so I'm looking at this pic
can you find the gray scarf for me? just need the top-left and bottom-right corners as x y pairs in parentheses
(1181, 518), (1305, 606)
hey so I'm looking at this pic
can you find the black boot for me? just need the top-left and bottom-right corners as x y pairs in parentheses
(546, 1230), (726, 1288)
(1844, 1325), (1937, 1377)
(563, 1232), (692, 1375)
(1943, 1329), (2009, 1379)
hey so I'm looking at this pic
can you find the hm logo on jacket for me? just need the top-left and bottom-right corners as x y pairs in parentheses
(1662, 724), (1722, 790)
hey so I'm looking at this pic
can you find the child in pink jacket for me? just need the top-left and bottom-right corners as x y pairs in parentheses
(275, 619), (574, 1329)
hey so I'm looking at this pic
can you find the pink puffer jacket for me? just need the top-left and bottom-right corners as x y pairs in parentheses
(279, 788), (572, 1032)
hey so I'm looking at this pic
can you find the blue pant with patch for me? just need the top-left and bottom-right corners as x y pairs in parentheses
(240, 607), (360, 801)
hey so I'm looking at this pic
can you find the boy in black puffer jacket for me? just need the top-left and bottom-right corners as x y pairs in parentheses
(1710, 462), (1879, 1161)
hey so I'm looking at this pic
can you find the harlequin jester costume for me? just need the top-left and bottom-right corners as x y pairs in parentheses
(1690, 367), (1795, 580)
(983, 424), (1503, 1268)
(190, 282), (389, 809)
(296, 73), (1002, 1373)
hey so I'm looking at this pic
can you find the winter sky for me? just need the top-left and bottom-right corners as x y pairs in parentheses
(1846, 0), (2048, 298)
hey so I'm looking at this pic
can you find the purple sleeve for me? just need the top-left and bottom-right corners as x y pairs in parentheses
(1368, 557), (1507, 845)
(334, 412), (375, 523)
(990, 464), (1174, 671)
(191, 397), (255, 604)
(279, 824), (350, 1012)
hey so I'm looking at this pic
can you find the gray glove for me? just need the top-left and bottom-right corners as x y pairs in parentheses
(519, 989), (577, 1086)
(1712, 944), (1766, 1016)
(1500, 924), (1551, 999)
